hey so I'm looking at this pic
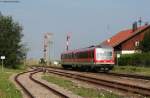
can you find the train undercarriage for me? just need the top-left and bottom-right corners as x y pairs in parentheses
(62, 64), (114, 72)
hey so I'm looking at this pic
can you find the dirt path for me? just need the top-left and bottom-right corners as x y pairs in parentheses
(10, 74), (29, 98)
(34, 72), (83, 98)
(10, 71), (83, 98)
(17, 72), (60, 98)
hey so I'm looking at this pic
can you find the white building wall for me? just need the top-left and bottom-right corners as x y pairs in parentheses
(121, 50), (136, 54)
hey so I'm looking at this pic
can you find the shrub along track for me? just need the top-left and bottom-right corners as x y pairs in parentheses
(15, 68), (69, 98)
(40, 67), (150, 97)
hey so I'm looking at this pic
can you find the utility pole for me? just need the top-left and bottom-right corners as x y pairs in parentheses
(44, 34), (47, 64)
(1, 56), (5, 72)
(43, 33), (53, 65)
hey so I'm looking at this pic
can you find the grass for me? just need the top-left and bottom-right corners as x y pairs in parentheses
(112, 65), (150, 76)
(0, 66), (26, 98)
(42, 74), (121, 98)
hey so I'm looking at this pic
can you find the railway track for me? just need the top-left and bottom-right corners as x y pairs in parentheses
(15, 70), (35, 98)
(44, 68), (150, 97)
(32, 66), (150, 81)
(105, 72), (150, 80)
(15, 68), (69, 98)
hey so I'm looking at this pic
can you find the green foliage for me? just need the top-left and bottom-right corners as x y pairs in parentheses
(0, 68), (22, 98)
(118, 53), (150, 67)
(139, 30), (150, 52)
(0, 14), (27, 68)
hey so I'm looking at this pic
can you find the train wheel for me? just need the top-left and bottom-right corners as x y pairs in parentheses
(62, 65), (71, 69)
(92, 67), (100, 72)
(103, 69), (109, 73)
(85, 66), (91, 72)
(62, 65), (67, 69)
(80, 66), (87, 72)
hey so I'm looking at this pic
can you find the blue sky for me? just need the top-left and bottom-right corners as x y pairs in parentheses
(0, 0), (150, 60)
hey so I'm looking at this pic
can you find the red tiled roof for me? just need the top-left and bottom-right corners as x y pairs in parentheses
(102, 25), (149, 47)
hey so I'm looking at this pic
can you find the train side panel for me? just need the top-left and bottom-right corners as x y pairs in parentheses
(61, 47), (114, 72)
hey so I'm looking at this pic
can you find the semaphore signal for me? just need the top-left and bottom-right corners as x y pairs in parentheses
(66, 33), (71, 51)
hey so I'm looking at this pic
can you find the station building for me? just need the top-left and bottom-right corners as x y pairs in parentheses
(100, 24), (150, 55)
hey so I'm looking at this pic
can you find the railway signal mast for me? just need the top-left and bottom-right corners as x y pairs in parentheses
(43, 33), (53, 65)
(66, 33), (71, 51)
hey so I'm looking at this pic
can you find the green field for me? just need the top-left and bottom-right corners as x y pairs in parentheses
(42, 74), (121, 98)
(0, 67), (24, 98)
(112, 65), (150, 76)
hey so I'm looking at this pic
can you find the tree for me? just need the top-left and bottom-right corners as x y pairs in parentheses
(0, 14), (27, 68)
(0, 11), (2, 16)
(140, 31), (150, 52)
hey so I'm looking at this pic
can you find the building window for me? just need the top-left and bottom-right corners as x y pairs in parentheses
(135, 41), (140, 47)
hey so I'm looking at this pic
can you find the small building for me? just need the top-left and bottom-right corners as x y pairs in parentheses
(100, 24), (150, 54)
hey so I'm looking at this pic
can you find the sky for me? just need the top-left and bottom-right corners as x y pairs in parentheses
(0, 0), (150, 60)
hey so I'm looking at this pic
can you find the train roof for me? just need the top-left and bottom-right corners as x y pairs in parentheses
(62, 45), (113, 54)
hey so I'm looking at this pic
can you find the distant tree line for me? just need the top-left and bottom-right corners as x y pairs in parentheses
(0, 13), (27, 68)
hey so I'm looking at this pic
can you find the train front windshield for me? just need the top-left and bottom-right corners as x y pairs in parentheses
(96, 48), (113, 60)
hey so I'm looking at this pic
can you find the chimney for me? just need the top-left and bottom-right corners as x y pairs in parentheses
(132, 22), (138, 32)
(107, 39), (110, 43)
(145, 22), (149, 26)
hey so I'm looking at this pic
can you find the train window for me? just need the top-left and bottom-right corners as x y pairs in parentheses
(75, 51), (86, 58)
(74, 51), (92, 59)
(75, 52), (79, 58)
(65, 54), (67, 58)
(80, 51), (88, 58)
(85, 51), (88, 58)
(96, 51), (112, 60)
(66, 53), (73, 59)
(96, 53), (101, 58)
(78, 52), (82, 58)
(105, 52), (112, 56)
(62, 54), (64, 59)
(79, 52), (81, 58)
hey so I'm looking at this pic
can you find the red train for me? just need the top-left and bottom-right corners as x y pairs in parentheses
(61, 46), (115, 72)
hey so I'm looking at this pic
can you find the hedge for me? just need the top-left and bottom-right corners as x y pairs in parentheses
(118, 52), (150, 67)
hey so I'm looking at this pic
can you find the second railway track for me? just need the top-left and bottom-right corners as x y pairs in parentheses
(33, 66), (150, 81)
(15, 68), (69, 98)
(43, 67), (150, 97)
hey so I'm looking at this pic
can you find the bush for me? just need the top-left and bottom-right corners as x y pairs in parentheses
(0, 14), (27, 68)
(118, 53), (150, 67)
